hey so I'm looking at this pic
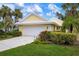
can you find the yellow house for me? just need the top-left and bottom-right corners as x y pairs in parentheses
(16, 13), (63, 37)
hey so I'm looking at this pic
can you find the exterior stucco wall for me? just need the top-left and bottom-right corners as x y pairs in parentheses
(24, 15), (45, 21)
(19, 24), (54, 36)
(19, 24), (61, 36)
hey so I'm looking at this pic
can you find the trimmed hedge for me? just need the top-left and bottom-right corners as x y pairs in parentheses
(6, 30), (22, 37)
(0, 30), (22, 40)
(38, 31), (77, 45)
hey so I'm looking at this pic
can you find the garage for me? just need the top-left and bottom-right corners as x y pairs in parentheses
(20, 25), (47, 36)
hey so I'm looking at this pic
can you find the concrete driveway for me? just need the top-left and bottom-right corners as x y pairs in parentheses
(0, 36), (35, 52)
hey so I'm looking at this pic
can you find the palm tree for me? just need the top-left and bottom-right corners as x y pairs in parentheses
(62, 16), (73, 32)
(62, 3), (79, 17)
(61, 3), (79, 33)
(0, 5), (14, 32)
(4, 16), (13, 32)
(0, 22), (4, 30)
(0, 5), (22, 32)
(14, 9), (22, 23)
(0, 9), (1, 19)
(56, 12), (64, 20)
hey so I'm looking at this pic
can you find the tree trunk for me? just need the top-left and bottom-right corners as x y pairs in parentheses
(70, 24), (73, 33)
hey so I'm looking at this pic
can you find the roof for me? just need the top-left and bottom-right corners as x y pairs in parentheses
(49, 18), (63, 26)
(16, 13), (63, 26)
(19, 13), (48, 22)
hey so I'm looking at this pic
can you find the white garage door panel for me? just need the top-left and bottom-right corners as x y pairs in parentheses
(22, 25), (46, 36)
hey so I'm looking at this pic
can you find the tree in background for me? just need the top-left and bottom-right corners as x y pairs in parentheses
(58, 3), (79, 33)
(56, 12), (64, 20)
(13, 9), (22, 23)
(0, 5), (22, 32)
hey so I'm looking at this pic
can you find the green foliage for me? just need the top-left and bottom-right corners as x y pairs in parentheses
(0, 22), (4, 29)
(38, 31), (51, 41)
(14, 9), (22, 22)
(62, 16), (79, 33)
(0, 30), (22, 40)
(62, 16), (74, 32)
(6, 30), (22, 37)
(51, 32), (76, 45)
(61, 4), (79, 33)
(61, 3), (79, 17)
(62, 16), (74, 28)
(73, 18), (79, 32)
(38, 31), (76, 45)
(0, 5), (23, 32)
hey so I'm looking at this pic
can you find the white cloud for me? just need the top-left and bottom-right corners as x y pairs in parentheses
(39, 13), (43, 16)
(21, 7), (27, 13)
(26, 6), (34, 13)
(46, 12), (52, 16)
(23, 13), (28, 17)
(25, 4), (43, 13)
(0, 4), (2, 8)
(21, 4), (43, 17)
(34, 4), (43, 13)
(16, 3), (24, 7)
(0, 3), (15, 10)
(48, 4), (61, 13)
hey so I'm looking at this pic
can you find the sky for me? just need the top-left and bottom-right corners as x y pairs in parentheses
(0, 3), (65, 20)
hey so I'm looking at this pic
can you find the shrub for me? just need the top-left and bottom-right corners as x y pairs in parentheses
(0, 30), (22, 40)
(38, 31), (77, 45)
(0, 30), (5, 35)
(6, 30), (22, 37)
(51, 32), (76, 45)
(38, 31), (51, 41)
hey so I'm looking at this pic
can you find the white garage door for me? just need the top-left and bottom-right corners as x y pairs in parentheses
(22, 25), (47, 36)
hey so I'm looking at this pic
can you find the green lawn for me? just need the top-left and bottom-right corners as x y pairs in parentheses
(0, 44), (79, 56)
